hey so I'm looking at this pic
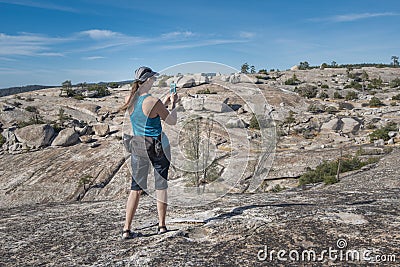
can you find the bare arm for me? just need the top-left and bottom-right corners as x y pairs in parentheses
(156, 94), (178, 125)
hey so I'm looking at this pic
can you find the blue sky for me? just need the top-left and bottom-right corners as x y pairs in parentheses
(0, 0), (399, 88)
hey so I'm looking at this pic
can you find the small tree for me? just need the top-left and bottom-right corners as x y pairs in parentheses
(369, 97), (384, 107)
(369, 77), (383, 89)
(250, 65), (256, 74)
(320, 63), (328, 69)
(361, 70), (369, 81)
(285, 74), (299, 85)
(284, 111), (296, 134)
(391, 56), (399, 67)
(61, 80), (72, 96)
(241, 63), (249, 74)
(299, 61), (310, 70)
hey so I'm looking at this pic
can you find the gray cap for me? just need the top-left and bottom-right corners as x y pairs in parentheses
(134, 66), (158, 82)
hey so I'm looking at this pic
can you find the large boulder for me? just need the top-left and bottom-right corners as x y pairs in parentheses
(93, 124), (110, 137)
(193, 74), (209, 86)
(321, 118), (342, 131)
(229, 74), (241, 84)
(14, 124), (55, 148)
(177, 76), (196, 88)
(341, 118), (361, 134)
(1, 128), (18, 151)
(226, 118), (247, 128)
(203, 98), (231, 113)
(51, 128), (80, 147)
(181, 97), (204, 111)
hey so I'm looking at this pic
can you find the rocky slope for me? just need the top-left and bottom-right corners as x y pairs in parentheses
(0, 147), (399, 266)
(0, 67), (399, 265)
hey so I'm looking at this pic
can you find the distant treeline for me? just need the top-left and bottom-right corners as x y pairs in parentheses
(0, 80), (135, 98)
(0, 85), (55, 97)
(317, 63), (395, 69)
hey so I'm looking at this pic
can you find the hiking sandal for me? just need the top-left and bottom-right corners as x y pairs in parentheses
(121, 229), (142, 240)
(157, 226), (168, 235)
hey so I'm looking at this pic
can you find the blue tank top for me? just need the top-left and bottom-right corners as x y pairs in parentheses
(130, 94), (162, 138)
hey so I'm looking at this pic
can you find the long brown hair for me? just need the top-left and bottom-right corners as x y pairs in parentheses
(119, 80), (143, 112)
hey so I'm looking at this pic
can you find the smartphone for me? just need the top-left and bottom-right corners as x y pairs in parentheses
(170, 82), (176, 94)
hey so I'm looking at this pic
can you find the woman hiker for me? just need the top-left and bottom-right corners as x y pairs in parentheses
(120, 66), (178, 239)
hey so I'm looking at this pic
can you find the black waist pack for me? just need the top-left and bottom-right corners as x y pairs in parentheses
(123, 134), (163, 158)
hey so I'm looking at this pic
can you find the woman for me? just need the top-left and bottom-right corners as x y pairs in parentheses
(120, 66), (178, 239)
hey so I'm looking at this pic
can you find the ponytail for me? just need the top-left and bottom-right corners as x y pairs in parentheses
(119, 80), (142, 112)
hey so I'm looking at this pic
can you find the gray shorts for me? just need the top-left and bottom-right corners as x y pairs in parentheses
(130, 147), (170, 191)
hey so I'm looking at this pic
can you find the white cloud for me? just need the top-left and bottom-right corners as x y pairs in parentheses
(161, 31), (195, 39)
(80, 29), (122, 40)
(311, 12), (398, 23)
(0, 32), (68, 56)
(239, 31), (255, 38)
(83, 56), (105, 60)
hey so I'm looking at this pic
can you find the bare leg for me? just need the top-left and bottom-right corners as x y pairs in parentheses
(156, 189), (167, 227)
(124, 190), (142, 232)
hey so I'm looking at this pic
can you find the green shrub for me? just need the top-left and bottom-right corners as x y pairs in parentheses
(319, 92), (329, 99)
(344, 81), (362, 90)
(369, 122), (398, 142)
(271, 184), (286, 193)
(369, 97), (384, 107)
(299, 156), (378, 186)
(390, 101), (397, 106)
(366, 123), (377, 129)
(0, 134), (5, 147)
(249, 114), (260, 130)
(321, 84), (329, 89)
(58, 108), (69, 122)
(285, 74), (300, 85)
(295, 86), (318, 98)
(389, 78), (400, 88)
(369, 77), (383, 89)
(324, 176), (338, 185)
(392, 94), (400, 101)
(25, 106), (38, 113)
(333, 91), (343, 99)
(88, 84), (110, 97)
(345, 91), (358, 100)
